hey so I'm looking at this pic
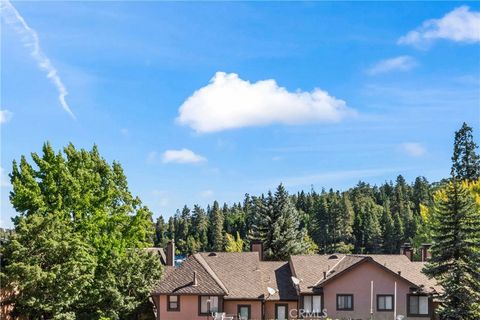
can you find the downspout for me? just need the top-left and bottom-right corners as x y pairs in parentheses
(394, 281), (397, 320)
(262, 299), (265, 320)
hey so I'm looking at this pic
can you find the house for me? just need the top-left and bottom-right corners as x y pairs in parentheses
(151, 242), (440, 320)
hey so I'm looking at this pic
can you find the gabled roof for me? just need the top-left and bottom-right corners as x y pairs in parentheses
(290, 253), (441, 294)
(361, 255), (442, 293)
(260, 261), (297, 301)
(153, 251), (441, 298)
(153, 252), (297, 300)
(152, 254), (227, 295)
(198, 252), (265, 299)
(145, 247), (167, 265)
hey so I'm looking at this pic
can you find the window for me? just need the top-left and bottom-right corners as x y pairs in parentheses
(303, 295), (322, 313)
(238, 305), (251, 320)
(408, 295), (429, 316)
(336, 294), (353, 311)
(199, 296), (219, 315)
(377, 295), (394, 311)
(167, 295), (180, 311)
(275, 304), (288, 320)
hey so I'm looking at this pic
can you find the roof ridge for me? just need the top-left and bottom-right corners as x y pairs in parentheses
(194, 253), (229, 294)
(314, 256), (369, 287)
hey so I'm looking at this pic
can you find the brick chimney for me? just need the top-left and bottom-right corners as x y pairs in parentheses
(193, 271), (198, 286)
(166, 240), (175, 267)
(400, 243), (413, 261)
(420, 243), (432, 262)
(250, 240), (264, 261)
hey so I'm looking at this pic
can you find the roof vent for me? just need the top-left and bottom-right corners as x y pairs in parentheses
(398, 271), (402, 276)
(208, 252), (217, 257)
(328, 254), (339, 260)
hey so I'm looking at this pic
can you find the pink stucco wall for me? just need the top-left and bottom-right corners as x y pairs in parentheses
(156, 295), (210, 320)
(264, 300), (298, 319)
(322, 261), (431, 320)
(224, 300), (262, 319)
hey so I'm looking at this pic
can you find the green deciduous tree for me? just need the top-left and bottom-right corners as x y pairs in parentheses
(1, 143), (162, 319)
(225, 232), (244, 252)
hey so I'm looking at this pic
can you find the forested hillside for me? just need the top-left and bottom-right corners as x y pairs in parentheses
(155, 122), (480, 259)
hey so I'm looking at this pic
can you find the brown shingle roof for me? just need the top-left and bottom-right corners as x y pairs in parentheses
(198, 252), (265, 299)
(152, 254), (227, 295)
(145, 247), (167, 265)
(290, 253), (441, 294)
(362, 255), (442, 293)
(260, 261), (297, 301)
(153, 252), (441, 298)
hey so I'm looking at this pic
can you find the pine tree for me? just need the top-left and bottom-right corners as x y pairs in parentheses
(251, 184), (307, 260)
(412, 176), (432, 214)
(451, 122), (480, 181)
(155, 215), (167, 247)
(192, 205), (209, 251)
(423, 180), (480, 319)
(210, 201), (224, 251)
(380, 200), (396, 253)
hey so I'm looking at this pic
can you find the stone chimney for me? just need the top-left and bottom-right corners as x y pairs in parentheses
(166, 240), (175, 267)
(400, 243), (413, 261)
(420, 243), (432, 262)
(250, 240), (264, 261)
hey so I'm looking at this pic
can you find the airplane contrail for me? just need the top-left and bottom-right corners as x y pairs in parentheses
(1, 0), (75, 119)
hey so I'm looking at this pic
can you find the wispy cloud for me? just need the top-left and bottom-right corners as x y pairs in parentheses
(161, 149), (206, 164)
(199, 189), (214, 198)
(0, 109), (13, 124)
(399, 142), (427, 157)
(277, 168), (404, 188)
(151, 189), (169, 207)
(367, 56), (418, 75)
(177, 72), (355, 133)
(398, 6), (480, 47)
(1, 0), (75, 118)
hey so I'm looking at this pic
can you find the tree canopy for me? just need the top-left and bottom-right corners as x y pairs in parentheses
(1, 143), (162, 319)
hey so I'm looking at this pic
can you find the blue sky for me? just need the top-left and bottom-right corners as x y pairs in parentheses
(1, 2), (479, 228)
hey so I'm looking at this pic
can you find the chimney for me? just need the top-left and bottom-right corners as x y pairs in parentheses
(400, 243), (413, 261)
(193, 271), (198, 286)
(420, 243), (432, 262)
(166, 240), (175, 267)
(250, 240), (264, 261)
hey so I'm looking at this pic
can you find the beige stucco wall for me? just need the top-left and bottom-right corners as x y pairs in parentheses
(264, 300), (298, 319)
(321, 261), (431, 320)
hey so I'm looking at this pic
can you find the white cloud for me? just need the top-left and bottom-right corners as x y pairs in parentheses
(176, 72), (355, 133)
(0, 109), (13, 124)
(161, 149), (206, 164)
(367, 56), (418, 75)
(1, 0), (75, 118)
(1, 167), (11, 188)
(398, 6), (480, 47)
(199, 189), (214, 198)
(399, 142), (427, 157)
